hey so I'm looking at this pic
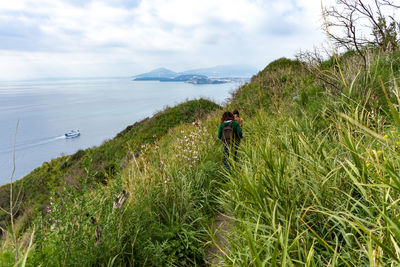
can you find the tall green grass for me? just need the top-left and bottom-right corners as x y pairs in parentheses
(214, 55), (400, 265)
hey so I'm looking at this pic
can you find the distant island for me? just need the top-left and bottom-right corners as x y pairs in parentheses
(135, 73), (229, 84)
(132, 65), (258, 84)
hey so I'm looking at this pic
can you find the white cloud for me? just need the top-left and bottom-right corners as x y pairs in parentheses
(0, 0), (333, 80)
(0, 1), (28, 11)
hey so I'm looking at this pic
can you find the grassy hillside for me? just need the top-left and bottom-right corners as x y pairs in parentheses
(3, 49), (400, 266)
(218, 52), (400, 265)
(0, 99), (220, 235)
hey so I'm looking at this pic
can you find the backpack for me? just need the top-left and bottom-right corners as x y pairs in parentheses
(221, 121), (234, 145)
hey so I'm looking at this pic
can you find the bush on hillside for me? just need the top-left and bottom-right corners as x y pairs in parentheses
(264, 57), (302, 72)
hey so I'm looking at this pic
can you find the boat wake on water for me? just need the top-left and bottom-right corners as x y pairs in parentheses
(0, 134), (75, 154)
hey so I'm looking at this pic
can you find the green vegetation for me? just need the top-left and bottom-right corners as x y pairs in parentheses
(0, 99), (221, 265)
(0, 98), (220, 222)
(4, 45), (400, 266)
(217, 53), (400, 265)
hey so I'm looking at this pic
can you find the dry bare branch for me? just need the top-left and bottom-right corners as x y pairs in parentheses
(113, 190), (129, 210)
(10, 120), (20, 265)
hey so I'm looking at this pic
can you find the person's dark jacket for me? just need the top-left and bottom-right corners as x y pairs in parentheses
(217, 120), (243, 143)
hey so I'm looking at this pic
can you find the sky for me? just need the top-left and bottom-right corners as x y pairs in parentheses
(0, 0), (335, 80)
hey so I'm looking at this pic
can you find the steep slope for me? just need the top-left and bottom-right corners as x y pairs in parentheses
(0, 99), (220, 233)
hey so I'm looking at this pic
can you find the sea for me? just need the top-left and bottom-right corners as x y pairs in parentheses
(0, 78), (238, 185)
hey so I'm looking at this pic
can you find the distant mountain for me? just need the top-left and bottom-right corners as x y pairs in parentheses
(134, 68), (178, 79)
(181, 65), (259, 78)
(133, 65), (258, 81)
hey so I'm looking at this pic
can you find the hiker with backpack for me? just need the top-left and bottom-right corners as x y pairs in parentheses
(218, 111), (243, 173)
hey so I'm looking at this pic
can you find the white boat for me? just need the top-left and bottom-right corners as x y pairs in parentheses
(65, 129), (80, 138)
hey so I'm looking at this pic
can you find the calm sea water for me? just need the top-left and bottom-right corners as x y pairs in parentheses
(0, 78), (237, 185)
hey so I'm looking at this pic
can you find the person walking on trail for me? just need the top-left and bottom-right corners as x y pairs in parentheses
(233, 109), (243, 127)
(218, 111), (242, 173)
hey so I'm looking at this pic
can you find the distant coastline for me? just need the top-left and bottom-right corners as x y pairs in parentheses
(134, 76), (249, 84)
(134, 74), (236, 84)
(132, 65), (256, 84)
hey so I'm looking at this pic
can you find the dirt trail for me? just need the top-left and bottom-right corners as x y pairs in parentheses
(205, 211), (233, 266)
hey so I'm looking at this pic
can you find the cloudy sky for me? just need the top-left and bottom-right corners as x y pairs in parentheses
(0, 0), (333, 80)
